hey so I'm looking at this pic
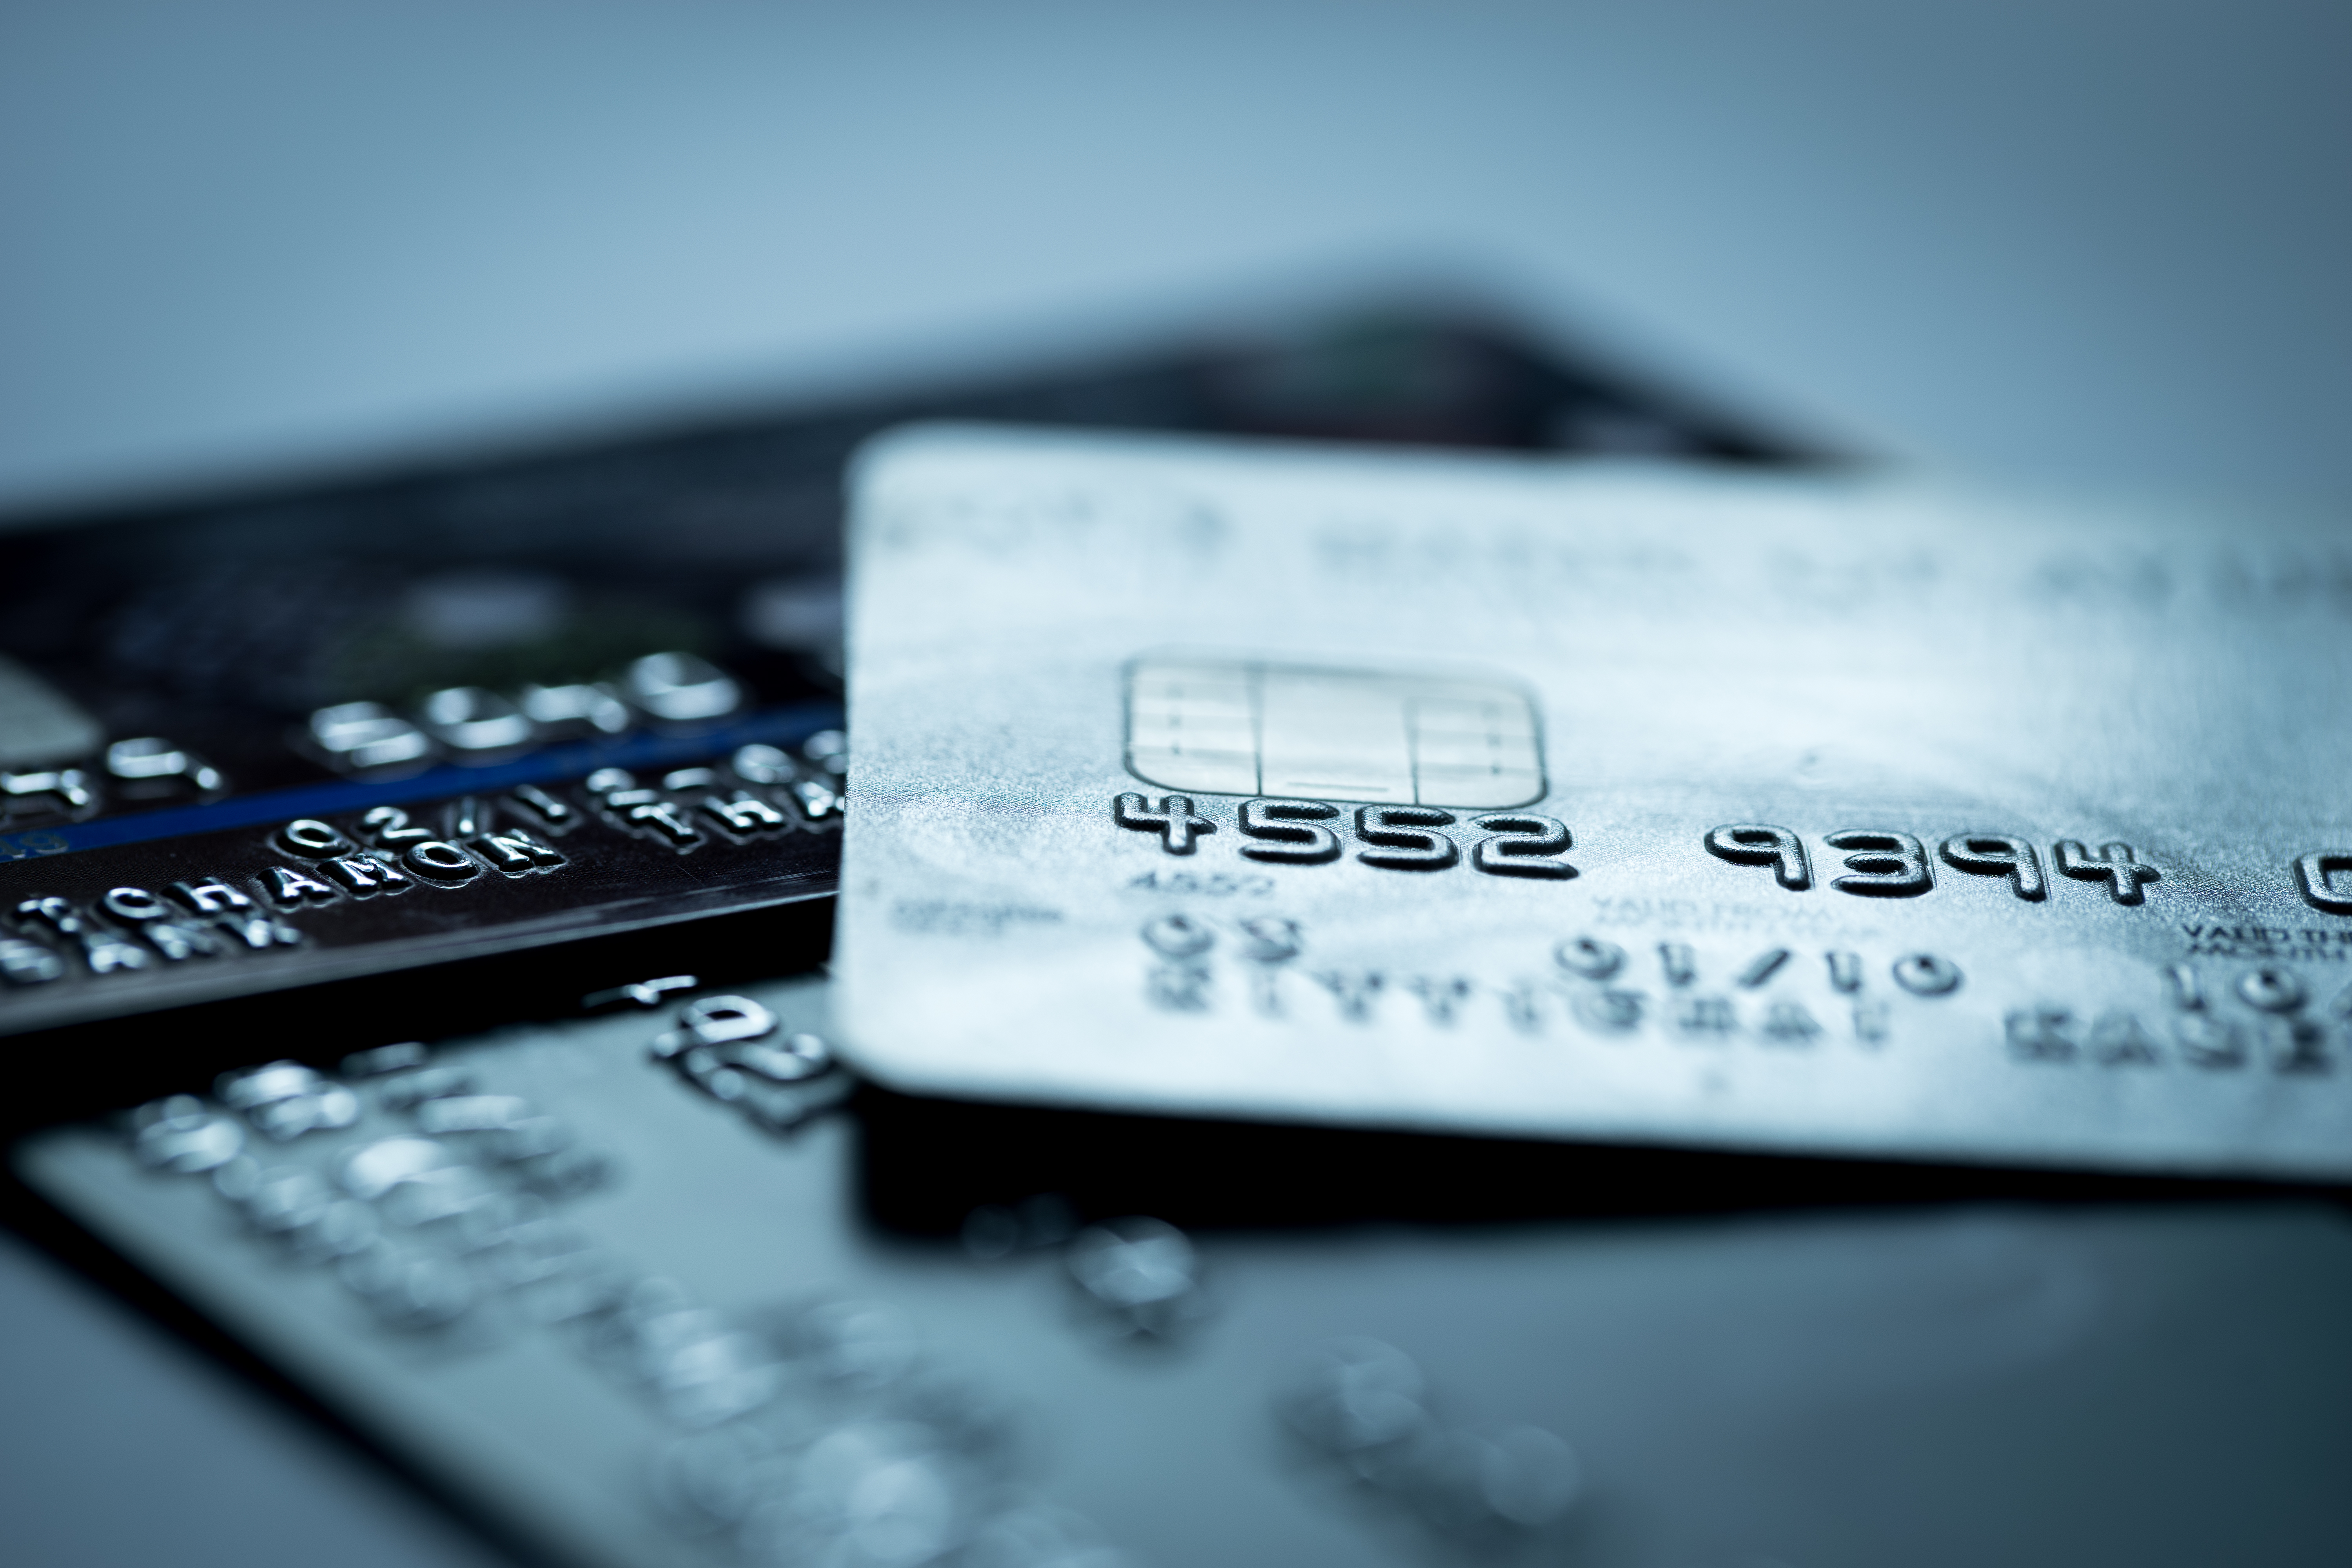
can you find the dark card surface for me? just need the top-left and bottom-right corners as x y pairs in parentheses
(0, 309), (1794, 1035)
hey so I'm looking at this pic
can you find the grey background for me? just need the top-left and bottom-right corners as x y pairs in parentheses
(2, 1), (2350, 515)
(4, 2), (2349, 1564)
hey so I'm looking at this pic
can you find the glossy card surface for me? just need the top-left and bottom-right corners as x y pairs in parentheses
(23, 978), (2352, 1568)
(838, 428), (2352, 1178)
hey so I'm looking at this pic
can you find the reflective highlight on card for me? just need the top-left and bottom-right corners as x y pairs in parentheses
(838, 426), (2352, 1178)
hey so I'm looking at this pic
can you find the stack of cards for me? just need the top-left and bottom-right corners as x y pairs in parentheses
(23, 413), (2352, 1568)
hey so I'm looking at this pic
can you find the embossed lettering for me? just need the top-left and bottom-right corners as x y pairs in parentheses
(0, 769), (91, 816)
(1240, 800), (1342, 865)
(469, 831), (565, 876)
(2268, 1016), (2332, 1074)
(324, 854), (412, 897)
(1147, 963), (1212, 1012)
(1234, 916), (1301, 1016)
(2173, 1012), (2245, 1068)
(2089, 1011), (2161, 1065)
(1736, 948), (1792, 988)
(1115, 793), (1216, 856)
(1657, 942), (1697, 988)
(0, 770), (92, 818)
(2057, 841), (2159, 906)
(1674, 995), (1737, 1037)
(276, 818), (354, 857)
(2293, 851), (2352, 915)
(100, 887), (170, 923)
(1312, 969), (1384, 1021)
(1554, 936), (1625, 981)
(80, 934), (151, 975)
(1762, 1000), (1821, 1044)
(1141, 913), (1215, 958)
(1468, 814), (1574, 878)
(171, 879), (255, 917)
(143, 922), (221, 961)
(1572, 988), (1646, 1034)
(510, 783), (576, 828)
(0, 939), (63, 985)
(1140, 914), (1213, 1012)
(1891, 953), (1963, 996)
(788, 779), (844, 825)
(701, 792), (790, 837)
(2005, 1007), (2076, 1061)
(106, 737), (221, 796)
(1824, 830), (1932, 897)
(1355, 806), (1459, 871)
(1235, 916), (1301, 963)
(624, 801), (701, 848)
(1939, 835), (2046, 901)
(656, 995), (778, 1054)
(221, 915), (302, 951)
(1704, 824), (1812, 891)
(401, 840), (481, 886)
(13, 897), (85, 939)
(262, 865), (339, 906)
(360, 805), (432, 846)
(2236, 965), (2307, 1013)
(1825, 951), (1863, 993)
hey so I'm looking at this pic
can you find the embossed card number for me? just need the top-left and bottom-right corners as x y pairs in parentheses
(1704, 823), (2161, 906)
(1116, 657), (1571, 878)
(1115, 793), (1574, 879)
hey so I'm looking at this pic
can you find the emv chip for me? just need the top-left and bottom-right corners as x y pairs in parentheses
(1125, 658), (1544, 809)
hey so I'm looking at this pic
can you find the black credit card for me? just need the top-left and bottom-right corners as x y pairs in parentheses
(0, 308), (1803, 1038)
(21, 972), (2352, 1568)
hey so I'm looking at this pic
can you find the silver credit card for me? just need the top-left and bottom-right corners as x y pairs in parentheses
(837, 427), (2352, 1178)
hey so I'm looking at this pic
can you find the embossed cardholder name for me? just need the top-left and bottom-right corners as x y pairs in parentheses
(837, 426), (2352, 1178)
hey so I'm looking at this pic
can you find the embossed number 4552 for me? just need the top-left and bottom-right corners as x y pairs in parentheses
(1114, 793), (1574, 880)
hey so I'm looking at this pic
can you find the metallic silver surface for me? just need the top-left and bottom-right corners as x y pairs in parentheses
(837, 428), (2352, 1177)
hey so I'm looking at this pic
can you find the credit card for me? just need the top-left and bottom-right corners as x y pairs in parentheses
(23, 975), (2352, 1568)
(0, 307), (1789, 1037)
(837, 428), (2352, 1179)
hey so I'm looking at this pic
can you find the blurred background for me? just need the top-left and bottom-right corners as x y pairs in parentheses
(4, 2), (2349, 1563)
(6, 0), (2352, 519)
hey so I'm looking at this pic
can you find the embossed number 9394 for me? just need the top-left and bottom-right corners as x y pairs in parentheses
(1114, 793), (1574, 880)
